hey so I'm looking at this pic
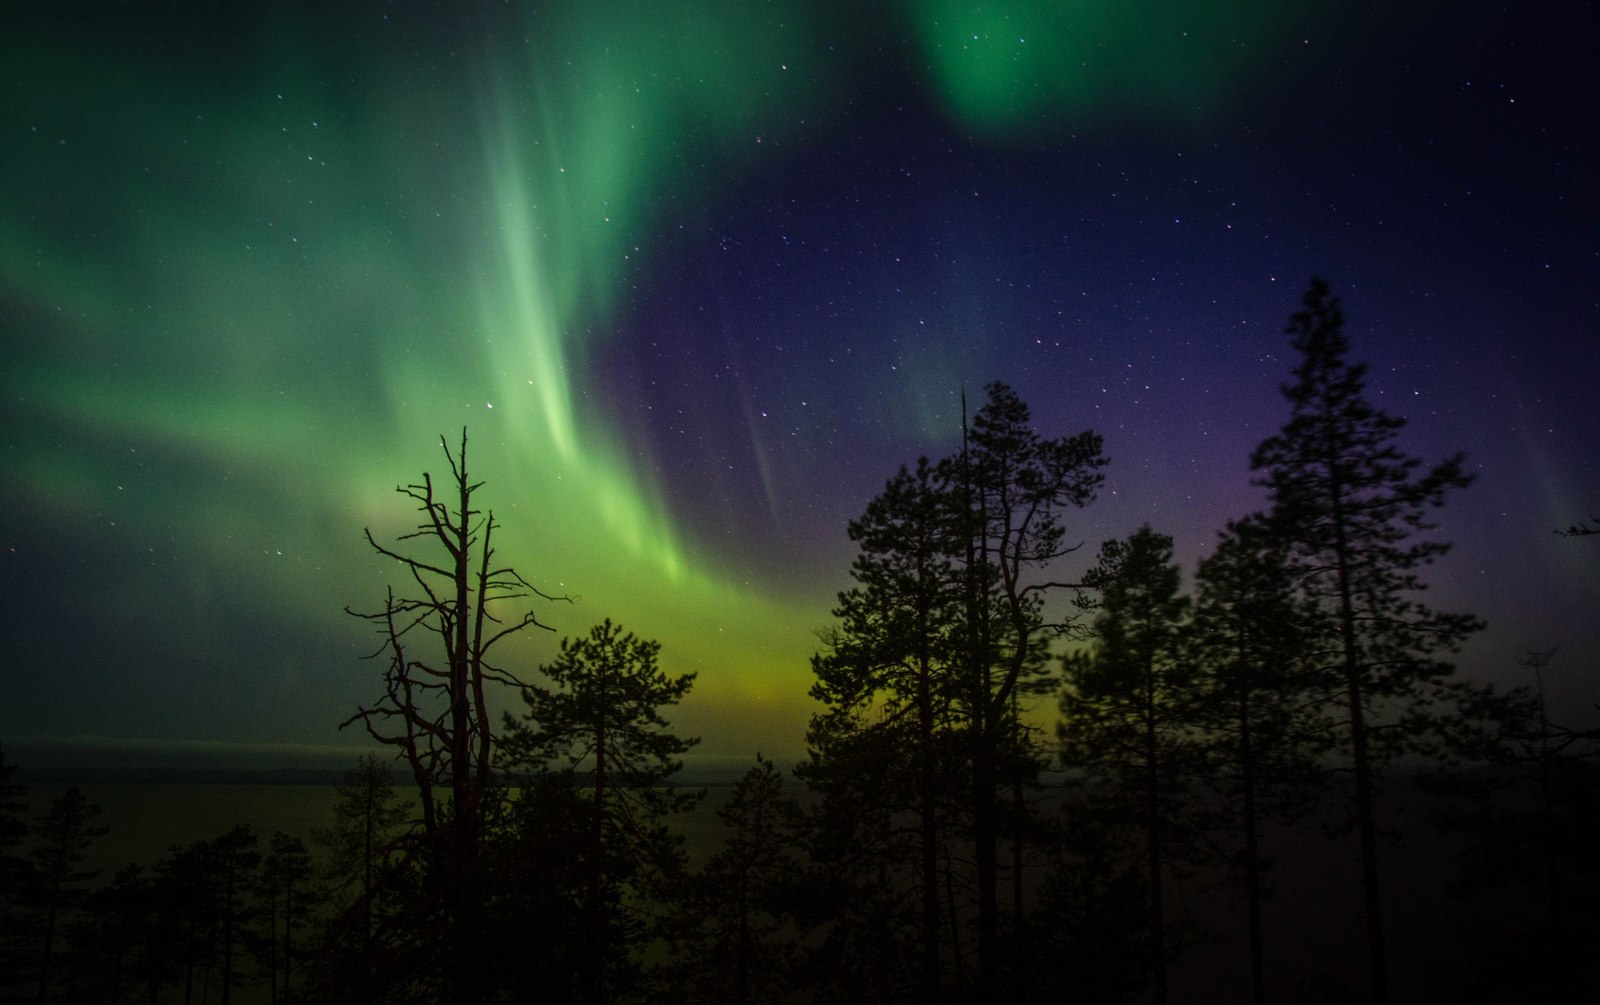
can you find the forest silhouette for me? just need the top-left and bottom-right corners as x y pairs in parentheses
(3, 280), (1597, 1003)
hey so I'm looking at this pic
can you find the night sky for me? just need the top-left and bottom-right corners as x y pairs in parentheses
(4, 1), (1597, 772)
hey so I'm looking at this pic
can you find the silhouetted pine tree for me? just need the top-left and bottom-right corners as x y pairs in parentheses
(144, 826), (264, 1004)
(0, 745), (33, 1002)
(799, 382), (1106, 1000)
(60, 863), (152, 1005)
(205, 824), (262, 1005)
(794, 693), (941, 1003)
(795, 385), (1106, 999)
(1250, 278), (1481, 1005)
(1018, 811), (1152, 1005)
(310, 752), (408, 1004)
(499, 619), (701, 1005)
(800, 457), (967, 1001)
(254, 831), (322, 1004)
(1058, 525), (1194, 1004)
(954, 384), (1106, 999)
(669, 754), (805, 1004)
(480, 770), (588, 1002)
(1189, 517), (1328, 1005)
(152, 841), (214, 1003)
(30, 786), (108, 1002)
(1424, 660), (1600, 1001)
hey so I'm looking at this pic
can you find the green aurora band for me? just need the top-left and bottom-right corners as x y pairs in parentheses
(3, 2), (1327, 758)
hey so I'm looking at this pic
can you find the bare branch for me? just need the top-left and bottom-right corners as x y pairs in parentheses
(1556, 512), (1599, 538)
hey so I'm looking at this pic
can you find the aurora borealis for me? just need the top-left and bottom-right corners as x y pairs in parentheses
(4, 1), (1597, 772)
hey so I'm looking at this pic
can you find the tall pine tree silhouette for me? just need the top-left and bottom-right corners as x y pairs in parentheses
(956, 383), (1106, 996)
(1190, 517), (1326, 1005)
(501, 619), (700, 1005)
(802, 383), (1106, 998)
(804, 457), (964, 1000)
(1059, 525), (1193, 1004)
(30, 786), (107, 1001)
(1250, 279), (1481, 1004)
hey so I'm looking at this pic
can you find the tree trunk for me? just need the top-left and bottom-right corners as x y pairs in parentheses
(222, 867), (235, 1005)
(1239, 683), (1266, 1005)
(1011, 690), (1025, 928)
(37, 895), (58, 1002)
(449, 447), (475, 1005)
(586, 714), (607, 1005)
(1331, 490), (1388, 1005)
(362, 797), (374, 1005)
(918, 645), (940, 1002)
(973, 711), (998, 999)
(267, 891), (279, 1005)
(284, 881), (294, 1004)
(1145, 669), (1167, 1005)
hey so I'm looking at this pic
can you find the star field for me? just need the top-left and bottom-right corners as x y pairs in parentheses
(2, 1), (1597, 770)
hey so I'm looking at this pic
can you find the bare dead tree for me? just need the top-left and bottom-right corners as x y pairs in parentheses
(341, 428), (564, 1001)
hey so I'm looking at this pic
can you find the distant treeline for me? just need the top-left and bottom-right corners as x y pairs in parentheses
(12, 768), (358, 787)
(11, 765), (753, 787)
